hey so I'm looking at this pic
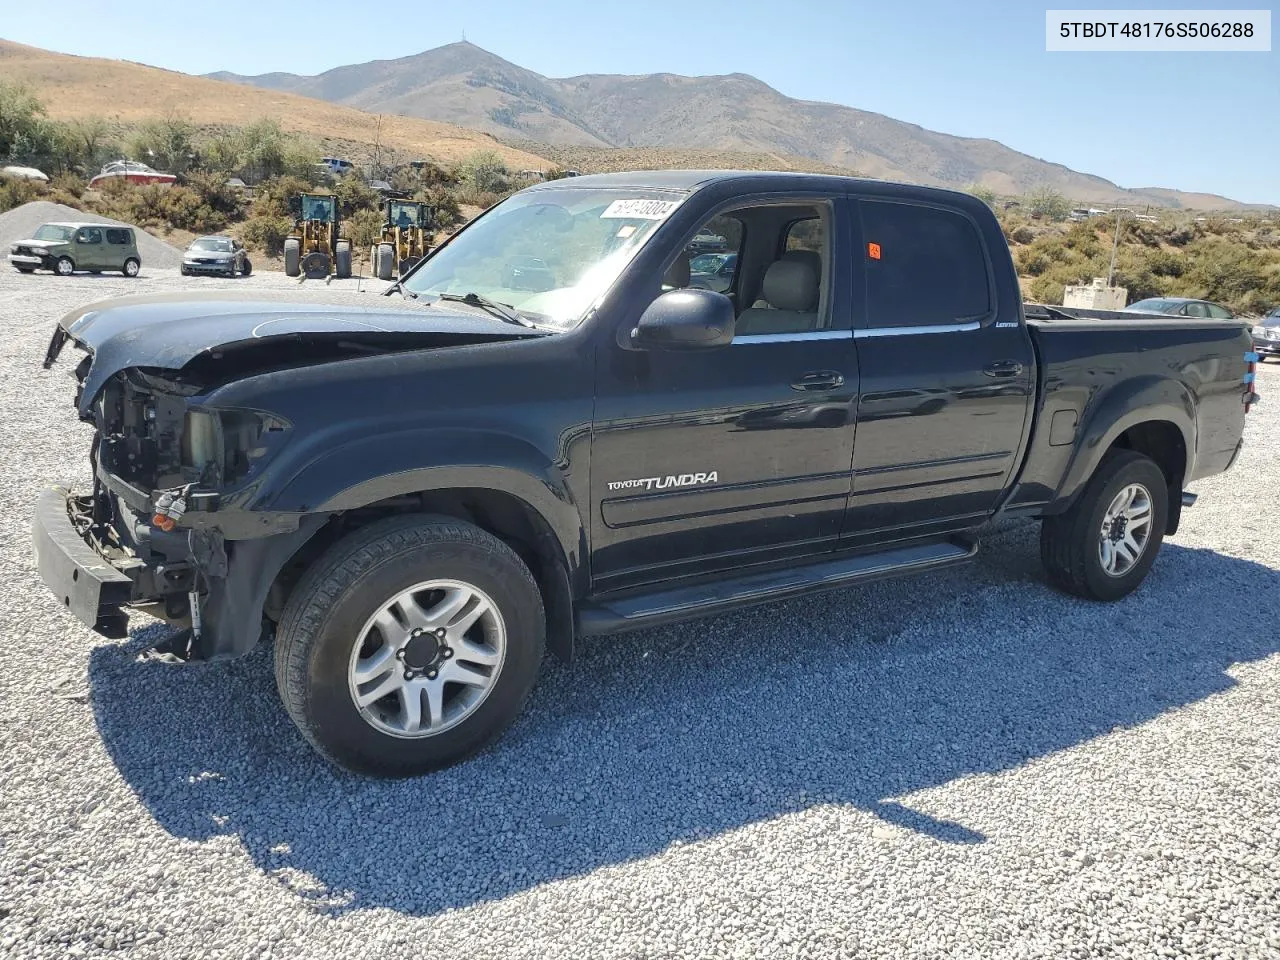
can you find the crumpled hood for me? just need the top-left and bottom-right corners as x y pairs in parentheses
(15, 238), (64, 249)
(46, 290), (545, 414)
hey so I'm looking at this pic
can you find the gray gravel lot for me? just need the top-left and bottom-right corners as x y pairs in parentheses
(1, 267), (1278, 959)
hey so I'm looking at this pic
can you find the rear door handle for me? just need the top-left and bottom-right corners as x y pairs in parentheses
(790, 371), (845, 392)
(983, 360), (1023, 378)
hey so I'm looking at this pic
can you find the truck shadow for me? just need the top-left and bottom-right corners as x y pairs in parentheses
(88, 523), (1279, 916)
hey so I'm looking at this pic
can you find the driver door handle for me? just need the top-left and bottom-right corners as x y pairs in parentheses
(791, 371), (845, 392)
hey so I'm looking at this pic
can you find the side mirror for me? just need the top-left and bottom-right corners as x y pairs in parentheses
(631, 288), (735, 350)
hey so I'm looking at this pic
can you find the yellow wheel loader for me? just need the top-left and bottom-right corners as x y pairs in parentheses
(283, 193), (352, 280)
(370, 199), (433, 281)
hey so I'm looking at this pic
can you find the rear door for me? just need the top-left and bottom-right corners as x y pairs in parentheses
(844, 197), (1034, 544)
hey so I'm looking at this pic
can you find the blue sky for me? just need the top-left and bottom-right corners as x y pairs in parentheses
(4, 0), (1277, 203)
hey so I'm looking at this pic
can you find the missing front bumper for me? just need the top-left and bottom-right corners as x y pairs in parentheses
(32, 485), (134, 638)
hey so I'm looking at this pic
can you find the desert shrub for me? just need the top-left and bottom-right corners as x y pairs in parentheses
(966, 184), (996, 207)
(1028, 275), (1065, 304)
(421, 185), (462, 229)
(457, 150), (510, 194)
(183, 170), (243, 219)
(0, 176), (42, 212)
(1026, 186), (1070, 222)
(333, 176), (381, 219)
(251, 175), (314, 219)
(126, 113), (197, 176)
(238, 214), (293, 256)
(345, 208), (384, 251)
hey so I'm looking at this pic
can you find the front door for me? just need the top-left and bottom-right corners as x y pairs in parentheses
(844, 197), (1034, 543)
(590, 197), (859, 592)
(75, 226), (105, 270)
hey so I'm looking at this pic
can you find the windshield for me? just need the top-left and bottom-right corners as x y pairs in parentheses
(389, 201), (420, 226)
(33, 224), (74, 242)
(690, 253), (731, 273)
(1127, 299), (1175, 312)
(402, 188), (684, 328)
(304, 196), (335, 221)
(191, 238), (233, 252)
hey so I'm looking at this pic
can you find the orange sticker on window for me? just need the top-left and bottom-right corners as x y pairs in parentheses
(867, 242), (882, 260)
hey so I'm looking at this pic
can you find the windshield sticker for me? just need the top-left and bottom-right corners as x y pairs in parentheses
(615, 224), (637, 238)
(601, 199), (680, 220)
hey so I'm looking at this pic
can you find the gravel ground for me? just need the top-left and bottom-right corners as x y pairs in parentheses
(0, 202), (186, 269)
(1, 268), (1278, 959)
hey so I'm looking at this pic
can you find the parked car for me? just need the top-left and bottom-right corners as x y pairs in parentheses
(88, 160), (177, 188)
(1125, 297), (1235, 319)
(1252, 307), (1280, 361)
(8, 222), (140, 276)
(318, 157), (354, 177)
(688, 252), (737, 292)
(34, 171), (1254, 777)
(689, 230), (728, 253)
(181, 236), (252, 277)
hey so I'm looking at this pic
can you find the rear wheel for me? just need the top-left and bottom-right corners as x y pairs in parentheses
(54, 256), (75, 276)
(1040, 450), (1168, 601)
(240, 257), (252, 277)
(376, 242), (395, 281)
(334, 240), (352, 279)
(122, 257), (140, 277)
(274, 515), (545, 776)
(283, 238), (301, 277)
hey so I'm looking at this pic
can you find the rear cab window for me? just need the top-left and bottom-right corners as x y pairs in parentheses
(104, 229), (132, 245)
(858, 200), (992, 328)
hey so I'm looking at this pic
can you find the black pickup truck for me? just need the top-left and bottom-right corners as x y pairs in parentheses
(33, 171), (1258, 776)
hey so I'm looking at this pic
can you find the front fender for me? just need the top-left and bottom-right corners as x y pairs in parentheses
(264, 427), (587, 578)
(1054, 375), (1195, 509)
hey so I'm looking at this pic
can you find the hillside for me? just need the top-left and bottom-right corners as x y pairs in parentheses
(0, 39), (549, 170)
(211, 42), (1254, 210)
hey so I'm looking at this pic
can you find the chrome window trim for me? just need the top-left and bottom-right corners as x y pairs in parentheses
(853, 321), (982, 339)
(733, 330), (853, 344)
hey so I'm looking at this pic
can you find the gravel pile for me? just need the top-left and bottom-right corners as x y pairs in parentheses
(0, 200), (185, 269)
(0, 270), (1278, 959)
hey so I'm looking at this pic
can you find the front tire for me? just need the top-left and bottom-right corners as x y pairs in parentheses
(274, 515), (545, 776)
(334, 240), (352, 279)
(54, 256), (75, 276)
(1040, 450), (1168, 601)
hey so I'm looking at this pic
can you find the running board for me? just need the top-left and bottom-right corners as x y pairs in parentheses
(577, 539), (978, 637)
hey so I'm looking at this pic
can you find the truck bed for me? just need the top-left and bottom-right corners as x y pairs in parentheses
(1005, 307), (1252, 512)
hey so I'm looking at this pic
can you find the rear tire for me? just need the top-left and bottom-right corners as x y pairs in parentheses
(334, 240), (352, 279)
(283, 238), (301, 277)
(376, 242), (395, 281)
(241, 258), (252, 277)
(122, 258), (139, 277)
(274, 515), (545, 776)
(1040, 450), (1168, 601)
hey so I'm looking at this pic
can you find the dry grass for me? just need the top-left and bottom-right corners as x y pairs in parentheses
(0, 40), (550, 170)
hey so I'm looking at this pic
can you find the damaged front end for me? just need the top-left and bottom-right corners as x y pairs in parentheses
(35, 362), (317, 662)
(34, 291), (543, 660)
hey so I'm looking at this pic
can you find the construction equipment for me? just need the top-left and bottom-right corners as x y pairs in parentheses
(371, 199), (433, 281)
(283, 193), (352, 280)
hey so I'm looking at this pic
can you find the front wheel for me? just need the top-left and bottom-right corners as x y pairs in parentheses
(334, 240), (352, 279)
(54, 256), (75, 276)
(274, 515), (545, 776)
(1040, 450), (1169, 601)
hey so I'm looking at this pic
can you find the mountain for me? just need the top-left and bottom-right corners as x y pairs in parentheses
(0, 39), (549, 170)
(210, 42), (1252, 209)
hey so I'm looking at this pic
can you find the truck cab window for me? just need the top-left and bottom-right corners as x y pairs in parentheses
(735, 203), (830, 336)
(861, 201), (991, 328)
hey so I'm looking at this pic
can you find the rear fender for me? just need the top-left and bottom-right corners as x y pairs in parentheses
(1051, 376), (1195, 512)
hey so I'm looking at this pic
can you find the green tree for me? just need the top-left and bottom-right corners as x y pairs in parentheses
(966, 184), (997, 207)
(0, 81), (46, 160)
(458, 150), (510, 194)
(126, 112), (197, 175)
(1026, 185), (1070, 222)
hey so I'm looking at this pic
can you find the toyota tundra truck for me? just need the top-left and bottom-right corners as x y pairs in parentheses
(32, 171), (1259, 776)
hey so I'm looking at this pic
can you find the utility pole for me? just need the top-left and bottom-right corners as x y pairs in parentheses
(1107, 207), (1131, 288)
(372, 114), (382, 180)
